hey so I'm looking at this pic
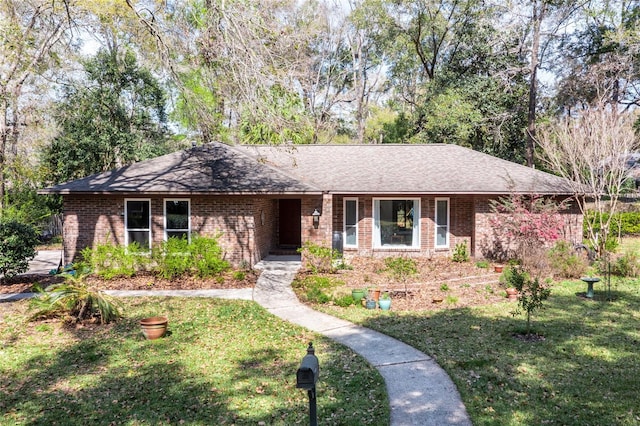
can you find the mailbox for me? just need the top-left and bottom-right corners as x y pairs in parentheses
(296, 342), (319, 390)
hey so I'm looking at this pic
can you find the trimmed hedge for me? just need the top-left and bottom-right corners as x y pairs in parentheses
(585, 211), (640, 236)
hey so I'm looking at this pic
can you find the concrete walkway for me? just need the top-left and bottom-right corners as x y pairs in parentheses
(253, 256), (471, 426)
(6, 252), (472, 425)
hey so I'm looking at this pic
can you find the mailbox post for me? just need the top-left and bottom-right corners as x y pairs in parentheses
(296, 342), (319, 426)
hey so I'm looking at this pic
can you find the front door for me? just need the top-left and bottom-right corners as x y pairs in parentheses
(279, 199), (301, 248)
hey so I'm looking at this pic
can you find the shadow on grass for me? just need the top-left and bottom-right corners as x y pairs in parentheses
(356, 282), (640, 426)
(1, 298), (389, 426)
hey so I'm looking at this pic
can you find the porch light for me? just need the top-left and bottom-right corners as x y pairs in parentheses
(312, 208), (321, 229)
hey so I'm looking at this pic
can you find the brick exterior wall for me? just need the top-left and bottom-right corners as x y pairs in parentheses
(62, 193), (583, 267)
(62, 194), (276, 267)
(474, 195), (584, 260)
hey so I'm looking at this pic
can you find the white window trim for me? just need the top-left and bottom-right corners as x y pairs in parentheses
(434, 197), (450, 248)
(163, 198), (191, 242)
(343, 197), (358, 248)
(124, 198), (152, 249)
(372, 198), (420, 249)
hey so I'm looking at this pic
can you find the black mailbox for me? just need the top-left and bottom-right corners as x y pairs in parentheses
(296, 342), (319, 390)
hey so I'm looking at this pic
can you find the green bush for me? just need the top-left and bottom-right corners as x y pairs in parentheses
(297, 242), (340, 273)
(154, 237), (192, 279)
(384, 256), (418, 280)
(333, 294), (355, 307)
(190, 235), (230, 277)
(475, 259), (490, 268)
(547, 240), (588, 278)
(611, 250), (640, 277)
(292, 275), (344, 304)
(153, 235), (230, 279)
(81, 242), (148, 279)
(452, 241), (469, 263)
(29, 271), (122, 324)
(0, 220), (39, 281)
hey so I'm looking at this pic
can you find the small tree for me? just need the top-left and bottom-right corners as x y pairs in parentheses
(384, 257), (418, 295)
(507, 267), (551, 335)
(537, 103), (640, 258)
(0, 220), (39, 282)
(489, 192), (568, 274)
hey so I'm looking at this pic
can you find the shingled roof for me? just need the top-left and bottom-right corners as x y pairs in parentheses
(41, 142), (574, 195)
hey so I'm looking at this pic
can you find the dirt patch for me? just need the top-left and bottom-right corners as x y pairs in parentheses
(1, 270), (257, 294)
(3, 257), (512, 312)
(302, 257), (511, 311)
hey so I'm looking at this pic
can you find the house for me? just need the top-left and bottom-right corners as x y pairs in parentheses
(40, 142), (583, 267)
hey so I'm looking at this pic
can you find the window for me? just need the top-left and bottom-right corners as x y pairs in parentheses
(373, 198), (419, 248)
(344, 198), (358, 248)
(165, 199), (190, 240)
(435, 198), (449, 248)
(125, 199), (151, 249)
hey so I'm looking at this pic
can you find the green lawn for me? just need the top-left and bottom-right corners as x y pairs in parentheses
(0, 297), (388, 425)
(315, 277), (640, 426)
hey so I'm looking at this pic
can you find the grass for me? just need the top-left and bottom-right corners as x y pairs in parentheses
(0, 297), (388, 425)
(314, 277), (640, 425)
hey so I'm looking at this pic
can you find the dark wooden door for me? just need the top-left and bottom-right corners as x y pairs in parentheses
(279, 199), (301, 248)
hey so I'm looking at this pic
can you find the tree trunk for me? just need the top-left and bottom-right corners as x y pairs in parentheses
(526, 0), (547, 168)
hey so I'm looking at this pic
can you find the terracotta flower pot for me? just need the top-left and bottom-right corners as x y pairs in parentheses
(140, 316), (168, 340)
(369, 289), (381, 301)
(506, 288), (518, 300)
(494, 265), (504, 273)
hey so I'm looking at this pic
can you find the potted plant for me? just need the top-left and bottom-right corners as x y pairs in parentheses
(351, 288), (366, 303)
(365, 298), (377, 309)
(378, 293), (392, 310)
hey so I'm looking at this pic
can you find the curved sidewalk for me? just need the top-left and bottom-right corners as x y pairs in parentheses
(6, 253), (471, 425)
(252, 256), (471, 426)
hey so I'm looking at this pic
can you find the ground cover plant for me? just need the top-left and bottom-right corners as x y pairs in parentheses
(0, 298), (388, 425)
(313, 277), (640, 425)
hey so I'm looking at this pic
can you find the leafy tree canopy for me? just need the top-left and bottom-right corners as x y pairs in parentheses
(42, 48), (173, 183)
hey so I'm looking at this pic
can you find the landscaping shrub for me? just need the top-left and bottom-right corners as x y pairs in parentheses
(81, 242), (149, 279)
(333, 294), (355, 307)
(29, 271), (122, 324)
(292, 275), (344, 304)
(452, 241), (470, 263)
(153, 235), (230, 279)
(475, 259), (490, 268)
(154, 237), (193, 279)
(190, 235), (230, 277)
(297, 241), (339, 273)
(586, 210), (640, 236)
(547, 240), (588, 278)
(611, 250), (640, 277)
(0, 220), (39, 281)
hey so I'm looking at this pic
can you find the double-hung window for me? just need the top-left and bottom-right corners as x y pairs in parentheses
(125, 199), (151, 249)
(373, 198), (419, 248)
(435, 198), (450, 248)
(344, 198), (358, 248)
(165, 199), (190, 241)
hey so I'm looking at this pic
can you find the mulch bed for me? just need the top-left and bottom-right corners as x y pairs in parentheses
(1, 271), (257, 294)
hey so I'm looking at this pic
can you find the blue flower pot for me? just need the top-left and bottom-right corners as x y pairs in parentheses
(378, 299), (391, 310)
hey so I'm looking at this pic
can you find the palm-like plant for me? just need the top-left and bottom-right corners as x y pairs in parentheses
(30, 270), (122, 324)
